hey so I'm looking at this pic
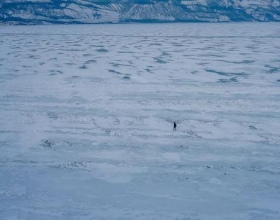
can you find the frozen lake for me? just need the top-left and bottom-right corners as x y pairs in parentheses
(1, 23), (280, 220)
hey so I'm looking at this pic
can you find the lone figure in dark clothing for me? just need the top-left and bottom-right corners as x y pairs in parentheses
(173, 122), (177, 131)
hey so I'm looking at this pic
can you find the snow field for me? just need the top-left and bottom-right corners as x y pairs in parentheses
(0, 23), (280, 220)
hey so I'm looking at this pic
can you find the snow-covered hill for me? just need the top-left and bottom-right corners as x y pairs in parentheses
(0, 0), (280, 24)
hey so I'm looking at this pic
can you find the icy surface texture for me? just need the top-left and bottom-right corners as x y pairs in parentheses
(0, 23), (280, 219)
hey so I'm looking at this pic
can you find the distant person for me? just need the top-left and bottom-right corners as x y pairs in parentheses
(173, 122), (177, 131)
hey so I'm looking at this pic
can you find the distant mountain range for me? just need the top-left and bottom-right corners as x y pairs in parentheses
(1, 0), (280, 25)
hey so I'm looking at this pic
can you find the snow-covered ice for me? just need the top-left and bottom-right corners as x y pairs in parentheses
(0, 23), (280, 220)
